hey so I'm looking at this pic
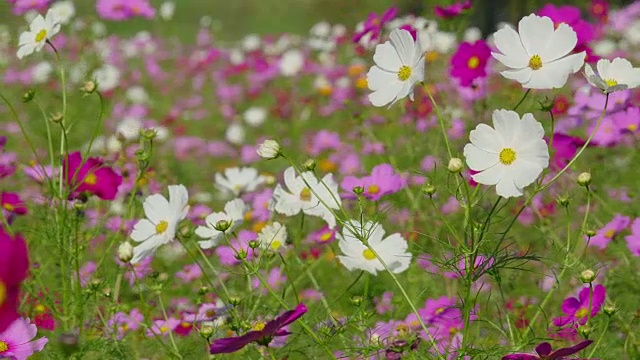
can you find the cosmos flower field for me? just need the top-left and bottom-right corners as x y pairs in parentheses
(1, 0), (640, 359)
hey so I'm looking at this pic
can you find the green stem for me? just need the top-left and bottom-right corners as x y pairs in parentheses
(588, 316), (611, 357)
(424, 84), (452, 159)
(158, 293), (182, 359)
(512, 89), (531, 111)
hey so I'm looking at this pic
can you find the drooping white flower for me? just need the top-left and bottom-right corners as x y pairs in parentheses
(130, 185), (190, 264)
(49, 0), (75, 24)
(463, 109), (549, 198)
(17, 9), (61, 59)
(272, 167), (341, 228)
(196, 199), (246, 249)
(256, 140), (281, 159)
(257, 222), (288, 251)
(366, 28), (425, 107)
(215, 167), (265, 197)
(243, 107), (267, 127)
(584, 57), (640, 94)
(337, 220), (411, 275)
(492, 14), (585, 89)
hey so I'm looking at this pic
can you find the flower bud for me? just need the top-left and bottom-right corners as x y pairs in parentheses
(603, 304), (617, 316)
(303, 158), (316, 171)
(585, 229), (596, 238)
(117, 242), (134, 263)
(50, 112), (64, 123)
(350, 296), (363, 306)
(229, 296), (241, 306)
(256, 139), (281, 160)
(214, 219), (231, 232)
(140, 128), (157, 140)
(538, 96), (555, 112)
(197, 286), (209, 296)
(556, 195), (569, 207)
(579, 269), (596, 283)
(577, 172), (592, 187)
(199, 325), (214, 339)
(22, 89), (36, 102)
(447, 158), (463, 173)
(352, 186), (364, 195)
(82, 80), (97, 94)
(248, 240), (260, 249)
(578, 324), (592, 338)
(234, 249), (248, 260)
(422, 183), (436, 197)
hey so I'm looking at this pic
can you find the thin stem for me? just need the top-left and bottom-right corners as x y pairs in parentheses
(424, 84), (452, 159)
(588, 316), (611, 357)
(512, 89), (531, 111)
(158, 293), (182, 359)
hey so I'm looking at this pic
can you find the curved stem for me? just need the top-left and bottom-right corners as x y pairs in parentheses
(512, 89), (531, 111)
(424, 84), (452, 159)
(587, 316), (611, 357)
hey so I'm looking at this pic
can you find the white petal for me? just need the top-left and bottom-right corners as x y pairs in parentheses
(495, 172), (523, 198)
(143, 194), (170, 223)
(525, 52), (584, 89)
(390, 28), (415, 65)
(519, 14), (554, 56)
(373, 42), (402, 72)
(368, 81), (404, 107)
(130, 219), (156, 243)
(500, 68), (533, 85)
(541, 23), (577, 62)
(469, 124), (501, 153)
(471, 164), (504, 186)
(511, 161), (543, 189)
(492, 26), (528, 68)
(464, 144), (499, 171)
(367, 66), (399, 91)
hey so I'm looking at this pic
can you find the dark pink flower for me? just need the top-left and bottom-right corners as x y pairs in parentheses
(537, 4), (595, 47)
(553, 284), (606, 327)
(1, 192), (27, 216)
(209, 303), (308, 354)
(0, 228), (29, 332)
(549, 133), (585, 171)
(352, 7), (398, 44)
(624, 218), (640, 256)
(450, 40), (491, 87)
(63, 151), (122, 201)
(435, 0), (472, 19)
(589, 0), (608, 22)
(502, 340), (593, 360)
(10, 0), (51, 15)
(96, 0), (155, 21)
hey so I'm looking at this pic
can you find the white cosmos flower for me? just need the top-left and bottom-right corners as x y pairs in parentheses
(159, 1), (176, 21)
(257, 222), (288, 251)
(215, 167), (266, 197)
(584, 57), (640, 94)
(130, 185), (190, 264)
(337, 220), (411, 275)
(279, 49), (304, 76)
(93, 64), (120, 92)
(366, 28), (425, 107)
(272, 167), (341, 228)
(243, 107), (267, 127)
(225, 123), (245, 145)
(463, 109), (549, 198)
(31, 61), (53, 84)
(492, 14), (585, 89)
(17, 9), (61, 59)
(196, 199), (246, 249)
(49, 1), (75, 25)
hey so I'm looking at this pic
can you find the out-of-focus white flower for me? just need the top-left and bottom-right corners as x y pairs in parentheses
(93, 64), (120, 92)
(243, 107), (267, 127)
(242, 34), (261, 52)
(279, 49), (304, 76)
(257, 222), (288, 251)
(126, 86), (149, 104)
(31, 61), (53, 84)
(256, 140), (281, 159)
(215, 167), (265, 197)
(159, 1), (176, 21)
(225, 123), (245, 145)
(116, 117), (142, 141)
(592, 40), (617, 57)
(464, 27), (482, 43)
(492, 14), (585, 89)
(584, 57), (640, 93)
(463, 109), (549, 198)
(366, 28), (425, 107)
(91, 22), (107, 37)
(50, 0), (75, 24)
(196, 199), (246, 249)
(17, 9), (61, 59)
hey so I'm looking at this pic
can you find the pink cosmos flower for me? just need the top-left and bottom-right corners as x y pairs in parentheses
(308, 226), (336, 245)
(1, 192), (27, 216)
(352, 7), (398, 44)
(586, 214), (630, 249)
(183, 302), (226, 323)
(9, 0), (51, 15)
(251, 267), (286, 295)
(590, 0), (608, 22)
(624, 218), (640, 256)
(435, 0), (472, 19)
(502, 340), (594, 360)
(341, 163), (405, 201)
(106, 309), (144, 340)
(96, 0), (155, 21)
(553, 284), (606, 327)
(63, 151), (123, 201)
(0, 317), (48, 359)
(216, 230), (256, 266)
(450, 40), (491, 87)
(175, 263), (203, 283)
(537, 4), (595, 47)
(0, 229), (29, 332)
(549, 133), (585, 171)
(145, 318), (180, 337)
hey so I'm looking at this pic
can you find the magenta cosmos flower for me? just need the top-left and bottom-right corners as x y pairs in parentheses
(1, 192), (27, 216)
(352, 7), (398, 44)
(341, 164), (405, 201)
(537, 4), (595, 47)
(0, 317), (48, 359)
(209, 303), (308, 354)
(435, 0), (472, 19)
(96, 0), (155, 21)
(502, 340), (593, 360)
(9, 0), (51, 15)
(587, 214), (630, 249)
(0, 229), (29, 333)
(450, 40), (491, 87)
(553, 284), (606, 327)
(63, 151), (123, 201)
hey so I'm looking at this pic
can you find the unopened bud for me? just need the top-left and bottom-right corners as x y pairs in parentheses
(303, 159), (316, 171)
(603, 304), (618, 316)
(422, 183), (436, 196)
(248, 240), (260, 249)
(586, 229), (596, 238)
(22, 89), (36, 102)
(556, 195), (570, 207)
(135, 149), (150, 163)
(228, 296), (241, 306)
(256, 139), (281, 160)
(89, 278), (102, 291)
(197, 286), (209, 296)
(141, 128), (157, 140)
(83, 80), (97, 94)
(447, 158), (463, 173)
(579, 269), (596, 283)
(352, 186), (364, 195)
(538, 96), (555, 112)
(199, 325), (214, 339)
(117, 242), (134, 263)
(50, 112), (64, 123)
(234, 249), (247, 260)
(350, 296), (363, 307)
(577, 172), (592, 187)
(214, 219), (231, 232)
(578, 324), (592, 338)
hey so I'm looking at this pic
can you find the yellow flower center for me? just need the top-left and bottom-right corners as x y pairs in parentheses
(320, 232), (332, 242)
(628, 124), (638, 131)
(35, 29), (48, 42)
(155, 220), (169, 234)
(499, 148), (517, 165)
(362, 249), (376, 260)
(318, 86), (333, 96)
(605, 79), (618, 87)
(397, 65), (412, 81)
(299, 188), (312, 202)
(180, 322), (191, 328)
(35, 304), (46, 313)
(467, 56), (480, 69)
(355, 77), (368, 89)
(449, 327), (459, 335)
(270, 240), (282, 250)
(425, 51), (439, 63)
(3, 203), (14, 212)
(435, 307), (446, 315)
(367, 184), (380, 194)
(604, 229), (615, 238)
(84, 173), (97, 185)
(575, 307), (588, 319)
(0, 340), (8, 352)
(0, 281), (6, 307)
(253, 321), (266, 331)
(243, 211), (253, 222)
(159, 325), (169, 333)
(528, 55), (542, 70)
